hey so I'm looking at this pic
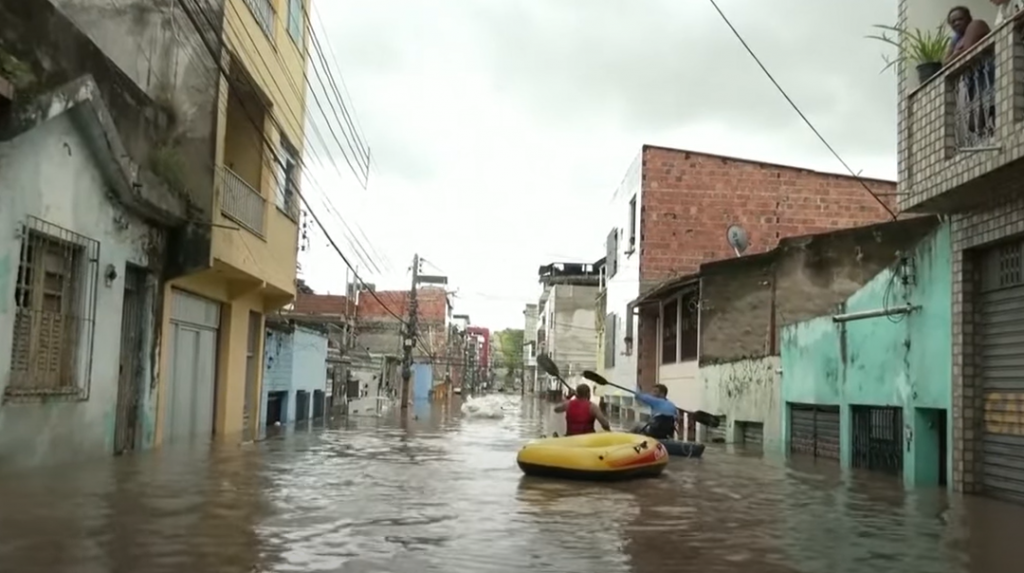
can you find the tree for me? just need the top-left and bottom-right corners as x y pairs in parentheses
(495, 329), (524, 384)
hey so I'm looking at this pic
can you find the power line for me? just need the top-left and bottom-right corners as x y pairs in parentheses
(174, 0), (419, 339)
(705, 0), (898, 221)
(214, 0), (384, 274)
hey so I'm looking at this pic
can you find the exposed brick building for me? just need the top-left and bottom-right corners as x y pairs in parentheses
(599, 144), (898, 397)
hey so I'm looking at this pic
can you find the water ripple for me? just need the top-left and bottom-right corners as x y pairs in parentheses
(2, 397), (1024, 572)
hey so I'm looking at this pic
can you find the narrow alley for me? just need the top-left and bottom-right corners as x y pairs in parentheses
(2, 397), (1022, 573)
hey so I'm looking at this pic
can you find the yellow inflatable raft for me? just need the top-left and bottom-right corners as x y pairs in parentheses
(516, 432), (669, 481)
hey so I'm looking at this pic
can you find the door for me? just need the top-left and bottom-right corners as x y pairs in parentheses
(114, 266), (147, 455)
(739, 421), (764, 448)
(851, 406), (903, 476)
(979, 243), (1024, 503)
(789, 404), (840, 461)
(242, 311), (262, 442)
(165, 289), (220, 445)
(313, 390), (325, 419)
(295, 390), (309, 423)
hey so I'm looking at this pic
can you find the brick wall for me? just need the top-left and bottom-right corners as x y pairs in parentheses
(293, 293), (352, 316)
(633, 145), (897, 388)
(637, 145), (898, 281)
(357, 287), (448, 324)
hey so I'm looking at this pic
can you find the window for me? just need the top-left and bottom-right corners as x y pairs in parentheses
(287, 0), (303, 45)
(661, 299), (678, 364)
(276, 137), (300, 220)
(680, 292), (699, 361)
(627, 195), (637, 253)
(8, 218), (99, 399)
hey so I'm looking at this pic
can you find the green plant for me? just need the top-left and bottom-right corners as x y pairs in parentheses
(148, 145), (188, 195)
(867, 24), (950, 72)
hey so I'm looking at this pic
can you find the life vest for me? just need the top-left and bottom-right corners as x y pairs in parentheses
(565, 399), (596, 436)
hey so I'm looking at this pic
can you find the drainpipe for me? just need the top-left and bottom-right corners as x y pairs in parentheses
(831, 303), (919, 323)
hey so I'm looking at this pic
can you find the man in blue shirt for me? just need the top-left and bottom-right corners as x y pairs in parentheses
(634, 384), (679, 440)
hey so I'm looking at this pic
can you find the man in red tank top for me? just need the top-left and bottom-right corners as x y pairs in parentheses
(554, 384), (611, 436)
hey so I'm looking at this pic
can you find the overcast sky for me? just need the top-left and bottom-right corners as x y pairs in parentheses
(297, 0), (899, 330)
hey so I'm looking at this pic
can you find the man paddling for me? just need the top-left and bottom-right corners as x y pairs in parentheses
(635, 384), (679, 440)
(554, 384), (611, 436)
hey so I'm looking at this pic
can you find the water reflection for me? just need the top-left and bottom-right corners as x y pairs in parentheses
(0, 397), (1023, 572)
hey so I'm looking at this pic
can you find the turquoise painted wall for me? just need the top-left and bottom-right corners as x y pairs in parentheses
(780, 223), (952, 489)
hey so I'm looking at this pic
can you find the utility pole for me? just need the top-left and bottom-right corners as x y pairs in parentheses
(400, 254), (420, 415)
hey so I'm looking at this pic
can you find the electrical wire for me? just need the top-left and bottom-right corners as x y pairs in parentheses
(173, 0), (436, 357)
(705, 0), (898, 221)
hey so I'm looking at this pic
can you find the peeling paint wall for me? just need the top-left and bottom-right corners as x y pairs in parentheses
(0, 113), (162, 468)
(780, 223), (952, 488)
(701, 357), (782, 448)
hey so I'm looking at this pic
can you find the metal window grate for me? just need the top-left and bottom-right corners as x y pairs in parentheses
(981, 240), (1024, 291)
(6, 216), (100, 402)
(851, 406), (904, 476)
(951, 48), (997, 151)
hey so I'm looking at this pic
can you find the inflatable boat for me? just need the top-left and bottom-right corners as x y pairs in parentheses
(517, 432), (668, 481)
(658, 439), (706, 458)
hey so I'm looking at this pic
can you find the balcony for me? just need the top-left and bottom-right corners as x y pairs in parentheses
(900, 17), (1024, 213)
(243, 0), (275, 40)
(221, 167), (266, 237)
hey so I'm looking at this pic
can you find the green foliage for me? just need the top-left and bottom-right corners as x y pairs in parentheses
(148, 145), (188, 195)
(495, 328), (525, 372)
(867, 24), (950, 72)
(0, 50), (34, 89)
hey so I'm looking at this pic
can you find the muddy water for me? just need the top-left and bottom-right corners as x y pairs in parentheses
(1, 396), (1023, 573)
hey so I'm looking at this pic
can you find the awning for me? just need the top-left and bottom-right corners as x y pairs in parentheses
(627, 274), (699, 309)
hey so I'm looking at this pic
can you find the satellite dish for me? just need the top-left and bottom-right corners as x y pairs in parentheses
(726, 225), (749, 257)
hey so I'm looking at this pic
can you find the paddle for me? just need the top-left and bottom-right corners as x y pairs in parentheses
(535, 353), (574, 393)
(582, 370), (721, 429)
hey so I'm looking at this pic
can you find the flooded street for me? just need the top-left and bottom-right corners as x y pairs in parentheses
(2, 396), (1024, 573)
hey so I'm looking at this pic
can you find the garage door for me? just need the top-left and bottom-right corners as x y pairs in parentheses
(739, 421), (764, 448)
(165, 289), (220, 445)
(789, 404), (840, 461)
(705, 416), (727, 443)
(979, 244), (1024, 503)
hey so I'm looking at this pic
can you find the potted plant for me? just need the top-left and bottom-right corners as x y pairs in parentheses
(867, 24), (950, 84)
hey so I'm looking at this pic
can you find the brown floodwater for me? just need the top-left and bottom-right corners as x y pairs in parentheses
(1, 395), (1023, 573)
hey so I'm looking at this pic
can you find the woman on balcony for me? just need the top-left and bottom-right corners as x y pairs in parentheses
(946, 7), (995, 147)
(993, 0), (1024, 26)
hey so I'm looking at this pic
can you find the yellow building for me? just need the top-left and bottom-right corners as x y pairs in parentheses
(155, 0), (311, 446)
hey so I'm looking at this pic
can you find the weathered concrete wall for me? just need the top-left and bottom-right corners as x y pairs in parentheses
(549, 284), (598, 376)
(0, 0), (223, 277)
(780, 223), (952, 488)
(658, 360), (700, 412)
(0, 113), (161, 468)
(699, 258), (774, 364)
(701, 357), (782, 449)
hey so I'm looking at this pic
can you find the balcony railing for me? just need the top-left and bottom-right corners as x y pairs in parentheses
(901, 18), (1024, 212)
(950, 49), (997, 151)
(244, 0), (275, 40)
(222, 168), (267, 237)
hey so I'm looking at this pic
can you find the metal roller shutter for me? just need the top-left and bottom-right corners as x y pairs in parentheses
(789, 403), (840, 461)
(979, 244), (1024, 503)
(705, 416), (727, 443)
(739, 421), (764, 448)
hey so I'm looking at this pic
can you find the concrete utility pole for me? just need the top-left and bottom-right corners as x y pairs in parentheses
(400, 254), (420, 415)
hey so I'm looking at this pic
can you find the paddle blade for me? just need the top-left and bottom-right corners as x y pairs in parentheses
(536, 353), (561, 378)
(582, 370), (610, 385)
(692, 410), (720, 428)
